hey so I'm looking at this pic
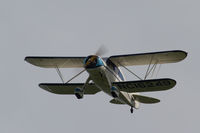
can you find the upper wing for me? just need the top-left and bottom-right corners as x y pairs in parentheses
(39, 83), (100, 95)
(109, 50), (187, 66)
(113, 78), (176, 92)
(25, 56), (86, 68)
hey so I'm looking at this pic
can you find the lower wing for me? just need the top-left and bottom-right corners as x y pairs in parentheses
(39, 83), (100, 95)
(113, 78), (176, 92)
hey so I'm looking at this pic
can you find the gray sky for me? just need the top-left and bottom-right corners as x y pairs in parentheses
(1, 0), (199, 133)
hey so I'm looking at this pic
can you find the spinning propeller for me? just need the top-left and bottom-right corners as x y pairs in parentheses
(65, 45), (108, 83)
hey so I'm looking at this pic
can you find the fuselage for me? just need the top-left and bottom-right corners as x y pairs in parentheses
(84, 55), (139, 108)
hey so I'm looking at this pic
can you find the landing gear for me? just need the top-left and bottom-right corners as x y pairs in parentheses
(111, 86), (119, 98)
(74, 77), (91, 99)
(74, 88), (84, 99)
(111, 91), (118, 98)
(130, 107), (133, 113)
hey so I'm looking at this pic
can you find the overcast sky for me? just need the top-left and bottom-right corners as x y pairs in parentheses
(1, 0), (200, 133)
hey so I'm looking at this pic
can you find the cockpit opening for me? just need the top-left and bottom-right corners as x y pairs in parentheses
(84, 55), (104, 68)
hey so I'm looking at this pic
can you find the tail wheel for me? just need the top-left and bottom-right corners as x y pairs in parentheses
(130, 107), (133, 113)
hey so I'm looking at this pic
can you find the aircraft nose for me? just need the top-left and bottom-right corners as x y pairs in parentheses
(84, 55), (104, 68)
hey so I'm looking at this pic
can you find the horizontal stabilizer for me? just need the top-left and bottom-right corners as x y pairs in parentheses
(25, 56), (86, 68)
(39, 83), (100, 95)
(113, 78), (176, 93)
(109, 50), (187, 66)
(110, 99), (125, 104)
(132, 94), (160, 104)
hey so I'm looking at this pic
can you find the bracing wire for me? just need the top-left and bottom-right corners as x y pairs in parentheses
(156, 64), (162, 78)
(65, 69), (86, 84)
(121, 65), (143, 80)
(145, 62), (158, 79)
(144, 55), (154, 80)
(150, 63), (158, 78)
(55, 66), (65, 83)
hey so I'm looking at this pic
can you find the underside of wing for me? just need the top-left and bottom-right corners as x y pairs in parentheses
(109, 50), (187, 66)
(110, 99), (125, 104)
(39, 83), (100, 95)
(113, 78), (176, 93)
(132, 94), (160, 104)
(25, 56), (86, 68)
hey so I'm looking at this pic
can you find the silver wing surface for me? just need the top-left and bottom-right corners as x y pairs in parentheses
(109, 50), (187, 66)
(39, 83), (100, 95)
(25, 56), (86, 68)
(113, 78), (176, 92)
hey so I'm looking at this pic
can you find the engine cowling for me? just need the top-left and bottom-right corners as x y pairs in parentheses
(111, 86), (119, 98)
(74, 87), (84, 99)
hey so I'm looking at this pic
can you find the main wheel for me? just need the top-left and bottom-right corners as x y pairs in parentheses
(75, 93), (83, 99)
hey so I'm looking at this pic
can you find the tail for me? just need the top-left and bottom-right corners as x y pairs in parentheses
(132, 94), (160, 104)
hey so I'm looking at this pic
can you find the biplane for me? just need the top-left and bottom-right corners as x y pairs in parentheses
(25, 50), (187, 113)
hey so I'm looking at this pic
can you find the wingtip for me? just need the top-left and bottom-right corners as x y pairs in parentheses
(182, 50), (188, 58)
(178, 50), (188, 60)
(168, 78), (176, 88)
(38, 83), (45, 89)
(24, 56), (32, 63)
(39, 83), (53, 93)
(24, 56), (28, 61)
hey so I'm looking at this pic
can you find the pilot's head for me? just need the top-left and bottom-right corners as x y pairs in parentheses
(84, 55), (104, 68)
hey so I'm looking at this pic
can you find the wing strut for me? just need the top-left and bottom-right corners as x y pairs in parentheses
(65, 69), (86, 83)
(118, 56), (159, 80)
(155, 64), (162, 78)
(55, 66), (65, 83)
(144, 56), (159, 80)
(119, 63), (143, 80)
(55, 67), (86, 84)
(144, 55), (154, 79)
